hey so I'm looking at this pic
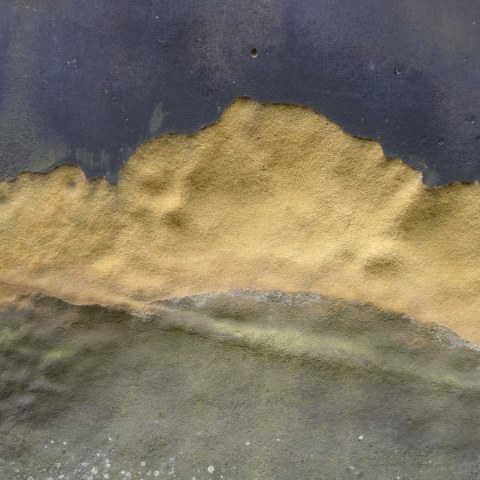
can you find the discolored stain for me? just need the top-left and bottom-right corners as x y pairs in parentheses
(0, 100), (480, 342)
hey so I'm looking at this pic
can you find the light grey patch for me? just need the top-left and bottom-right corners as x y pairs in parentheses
(149, 103), (165, 135)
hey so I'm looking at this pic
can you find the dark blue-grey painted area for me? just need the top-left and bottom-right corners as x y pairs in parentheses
(0, 0), (479, 185)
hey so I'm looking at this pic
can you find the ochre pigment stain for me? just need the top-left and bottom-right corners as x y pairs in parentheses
(0, 98), (480, 343)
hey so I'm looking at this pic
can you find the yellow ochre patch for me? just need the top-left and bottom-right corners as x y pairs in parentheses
(0, 98), (479, 343)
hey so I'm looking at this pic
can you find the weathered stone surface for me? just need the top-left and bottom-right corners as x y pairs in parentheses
(1, 291), (478, 479)
(2, 99), (480, 344)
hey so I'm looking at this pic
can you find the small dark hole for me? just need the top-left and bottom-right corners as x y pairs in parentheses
(393, 67), (401, 75)
(437, 137), (445, 146)
(250, 48), (257, 58)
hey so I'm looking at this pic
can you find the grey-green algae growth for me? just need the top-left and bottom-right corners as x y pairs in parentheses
(0, 291), (479, 479)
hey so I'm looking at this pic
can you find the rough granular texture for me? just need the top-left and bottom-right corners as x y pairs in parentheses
(1, 98), (480, 343)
